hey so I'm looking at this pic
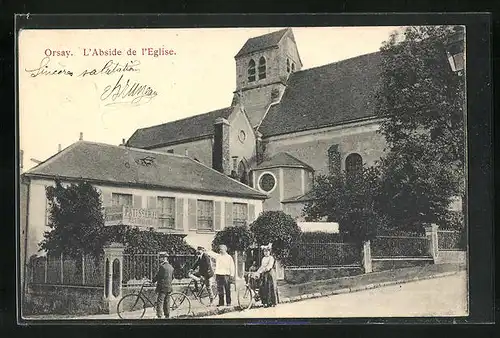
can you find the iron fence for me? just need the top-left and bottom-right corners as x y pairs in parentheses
(371, 235), (431, 257)
(288, 242), (362, 267)
(122, 253), (196, 285)
(28, 253), (104, 286)
(437, 230), (464, 250)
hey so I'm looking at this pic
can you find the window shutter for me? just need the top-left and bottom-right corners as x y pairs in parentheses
(188, 199), (197, 230)
(133, 195), (142, 208)
(147, 196), (157, 209)
(214, 201), (222, 231)
(101, 191), (112, 207)
(225, 202), (233, 228)
(248, 204), (256, 223)
(175, 198), (184, 231)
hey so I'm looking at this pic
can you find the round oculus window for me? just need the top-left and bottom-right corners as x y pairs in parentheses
(259, 173), (276, 192)
(238, 130), (246, 143)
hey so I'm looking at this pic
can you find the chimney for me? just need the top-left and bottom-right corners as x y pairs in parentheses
(79, 132), (83, 141)
(20, 150), (24, 172)
(212, 117), (231, 175)
(120, 138), (126, 146)
(58, 144), (62, 152)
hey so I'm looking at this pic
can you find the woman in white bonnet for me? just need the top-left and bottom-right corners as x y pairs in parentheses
(253, 243), (279, 307)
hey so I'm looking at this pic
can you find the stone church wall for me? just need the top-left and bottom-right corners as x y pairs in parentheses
(263, 120), (387, 176)
(154, 138), (214, 166)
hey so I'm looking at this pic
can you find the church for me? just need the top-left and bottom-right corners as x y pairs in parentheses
(126, 27), (387, 220)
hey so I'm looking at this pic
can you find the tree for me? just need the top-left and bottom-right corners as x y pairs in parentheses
(376, 25), (465, 168)
(211, 225), (255, 254)
(249, 211), (302, 263)
(303, 167), (386, 242)
(375, 25), (466, 231)
(376, 134), (462, 232)
(40, 180), (106, 259)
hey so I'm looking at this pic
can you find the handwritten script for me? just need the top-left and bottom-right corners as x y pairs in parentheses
(100, 74), (157, 106)
(24, 57), (158, 106)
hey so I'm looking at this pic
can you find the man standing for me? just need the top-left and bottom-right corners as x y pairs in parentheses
(189, 246), (215, 305)
(152, 252), (174, 319)
(214, 244), (235, 307)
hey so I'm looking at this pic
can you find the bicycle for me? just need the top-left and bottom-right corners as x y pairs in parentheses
(117, 281), (191, 319)
(181, 275), (218, 306)
(237, 272), (261, 310)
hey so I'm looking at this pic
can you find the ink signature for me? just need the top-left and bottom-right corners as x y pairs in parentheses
(78, 60), (141, 77)
(100, 74), (158, 106)
(24, 56), (74, 77)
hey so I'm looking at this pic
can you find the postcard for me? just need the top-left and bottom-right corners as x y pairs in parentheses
(18, 24), (469, 322)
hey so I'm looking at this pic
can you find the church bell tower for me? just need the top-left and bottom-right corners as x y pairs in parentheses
(233, 28), (303, 128)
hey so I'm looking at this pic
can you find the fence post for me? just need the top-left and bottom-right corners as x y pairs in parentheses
(103, 242), (126, 314)
(362, 240), (372, 273)
(44, 256), (48, 283)
(60, 252), (64, 284)
(424, 224), (440, 263)
(81, 254), (86, 285)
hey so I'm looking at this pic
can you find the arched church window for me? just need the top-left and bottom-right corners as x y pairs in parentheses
(238, 160), (249, 185)
(291, 62), (295, 72)
(248, 59), (256, 82)
(345, 153), (363, 176)
(286, 59), (290, 73)
(258, 56), (267, 80)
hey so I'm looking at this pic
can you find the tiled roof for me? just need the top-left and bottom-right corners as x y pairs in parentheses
(126, 51), (382, 149)
(258, 52), (383, 137)
(126, 107), (233, 149)
(235, 28), (289, 58)
(253, 152), (314, 171)
(24, 141), (268, 199)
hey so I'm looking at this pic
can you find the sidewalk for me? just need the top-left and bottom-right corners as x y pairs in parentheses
(24, 263), (465, 320)
(178, 262), (465, 318)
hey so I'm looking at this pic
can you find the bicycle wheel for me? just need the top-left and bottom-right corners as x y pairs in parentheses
(237, 285), (254, 310)
(199, 283), (217, 305)
(169, 292), (191, 317)
(117, 294), (147, 319)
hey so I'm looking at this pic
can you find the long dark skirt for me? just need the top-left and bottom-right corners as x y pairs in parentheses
(259, 270), (279, 306)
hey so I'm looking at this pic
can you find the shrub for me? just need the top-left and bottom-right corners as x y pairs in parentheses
(303, 167), (384, 243)
(249, 211), (302, 263)
(102, 225), (196, 255)
(211, 225), (254, 254)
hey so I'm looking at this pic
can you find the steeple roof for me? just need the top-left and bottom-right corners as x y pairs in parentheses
(235, 28), (290, 58)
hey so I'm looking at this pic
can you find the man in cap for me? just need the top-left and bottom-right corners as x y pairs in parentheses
(152, 252), (174, 319)
(188, 246), (215, 304)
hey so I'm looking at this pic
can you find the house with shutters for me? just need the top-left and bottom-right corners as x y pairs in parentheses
(126, 27), (388, 220)
(20, 140), (267, 261)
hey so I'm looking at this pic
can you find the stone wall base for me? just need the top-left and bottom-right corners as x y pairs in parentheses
(284, 266), (363, 284)
(371, 258), (433, 272)
(23, 284), (106, 316)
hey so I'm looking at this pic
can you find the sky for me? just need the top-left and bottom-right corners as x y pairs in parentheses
(19, 26), (401, 171)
